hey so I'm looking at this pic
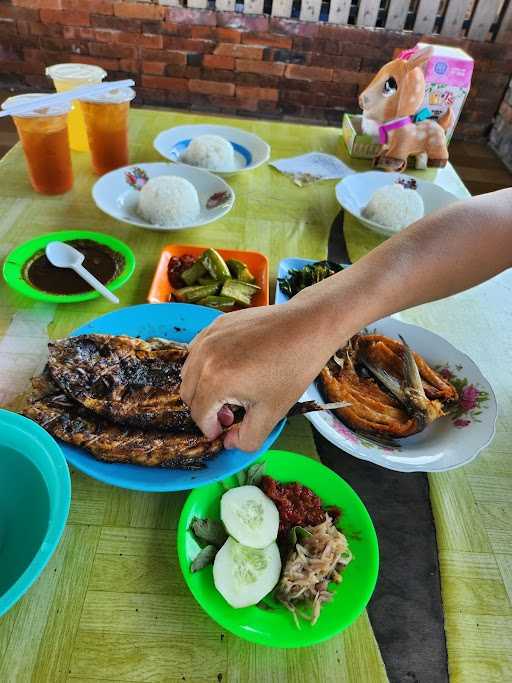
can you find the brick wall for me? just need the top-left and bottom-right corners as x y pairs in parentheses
(1, 1), (512, 140)
(490, 77), (512, 171)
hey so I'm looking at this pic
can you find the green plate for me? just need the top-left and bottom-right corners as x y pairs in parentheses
(177, 449), (379, 648)
(2, 230), (136, 303)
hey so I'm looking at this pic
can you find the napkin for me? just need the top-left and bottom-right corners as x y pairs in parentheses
(269, 152), (354, 186)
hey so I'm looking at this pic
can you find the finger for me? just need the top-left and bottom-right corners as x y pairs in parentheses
(179, 348), (203, 406)
(218, 404), (235, 427)
(189, 391), (226, 440)
(223, 405), (276, 452)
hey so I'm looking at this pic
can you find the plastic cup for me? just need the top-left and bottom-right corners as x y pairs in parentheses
(2, 94), (73, 195)
(46, 63), (106, 152)
(79, 87), (135, 175)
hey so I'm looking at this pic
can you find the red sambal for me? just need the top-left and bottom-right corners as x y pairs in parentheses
(260, 476), (340, 537)
(167, 254), (196, 289)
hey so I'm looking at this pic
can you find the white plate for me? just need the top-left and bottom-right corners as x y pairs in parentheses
(154, 124), (270, 175)
(92, 162), (235, 231)
(336, 171), (459, 237)
(276, 258), (497, 473)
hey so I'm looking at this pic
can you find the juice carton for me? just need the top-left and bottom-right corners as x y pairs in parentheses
(404, 42), (474, 142)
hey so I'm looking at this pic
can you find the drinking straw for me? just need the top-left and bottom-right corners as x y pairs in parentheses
(0, 79), (135, 118)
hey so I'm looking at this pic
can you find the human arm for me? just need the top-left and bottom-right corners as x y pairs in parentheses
(180, 188), (512, 451)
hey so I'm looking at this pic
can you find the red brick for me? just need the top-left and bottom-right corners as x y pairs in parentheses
(89, 42), (136, 60)
(13, 0), (62, 8)
(217, 12), (269, 32)
(285, 64), (332, 82)
(141, 48), (187, 66)
(17, 20), (31, 36)
(282, 90), (329, 106)
(165, 8), (216, 27)
(118, 32), (163, 49)
(141, 74), (188, 91)
(0, 59), (45, 75)
(312, 81), (358, 97)
(189, 79), (235, 97)
(310, 54), (361, 70)
(235, 59), (285, 76)
(28, 20), (63, 36)
(292, 37), (315, 52)
(92, 28), (120, 43)
(332, 69), (372, 88)
(160, 22), (180, 36)
(190, 26), (215, 40)
(40, 9), (90, 26)
(119, 58), (138, 73)
(216, 28), (241, 44)
(242, 32), (292, 49)
(160, 64), (197, 79)
(70, 53), (118, 70)
(270, 18), (319, 38)
(91, 15), (142, 32)
(143, 61), (166, 75)
(163, 37), (214, 53)
(0, 5), (39, 21)
(114, 3), (163, 21)
(215, 43), (264, 60)
(203, 54), (235, 71)
(200, 68), (234, 83)
(63, 26), (97, 41)
(236, 85), (278, 102)
(63, 0), (112, 14)
(235, 71), (280, 88)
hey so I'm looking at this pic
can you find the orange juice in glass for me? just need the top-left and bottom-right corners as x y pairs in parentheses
(2, 94), (73, 195)
(46, 63), (106, 152)
(79, 87), (135, 175)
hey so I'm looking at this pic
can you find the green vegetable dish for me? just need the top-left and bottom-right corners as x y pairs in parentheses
(188, 460), (354, 628)
(278, 260), (344, 298)
(170, 248), (261, 310)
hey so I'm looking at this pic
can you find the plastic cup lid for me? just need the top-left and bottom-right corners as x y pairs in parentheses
(1, 93), (71, 118)
(45, 63), (107, 83)
(78, 86), (136, 104)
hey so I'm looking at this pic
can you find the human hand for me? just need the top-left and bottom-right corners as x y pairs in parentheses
(180, 294), (341, 452)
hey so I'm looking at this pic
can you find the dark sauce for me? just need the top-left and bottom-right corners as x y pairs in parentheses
(24, 239), (125, 295)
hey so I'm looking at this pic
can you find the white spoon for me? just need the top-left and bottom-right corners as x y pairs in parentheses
(45, 241), (120, 304)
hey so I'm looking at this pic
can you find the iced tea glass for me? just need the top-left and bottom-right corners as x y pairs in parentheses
(79, 87), (135, 175)
(2, 94), (73, 195)
(46, 63), (106, 152)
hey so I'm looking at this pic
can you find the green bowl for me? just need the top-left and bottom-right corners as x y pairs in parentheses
(177, 449), (379, 648)
(2, 230), (136, 304)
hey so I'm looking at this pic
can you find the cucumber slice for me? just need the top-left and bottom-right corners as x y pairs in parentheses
(220, 485), (279, 548)
(213, 536), (281, 608)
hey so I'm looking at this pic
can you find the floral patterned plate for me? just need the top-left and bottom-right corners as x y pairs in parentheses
(276, 258), (497, 473)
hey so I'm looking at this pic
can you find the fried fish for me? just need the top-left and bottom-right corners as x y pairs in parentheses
(319, 334), (457, 439)
(47, 334), (193, 431)
(22, 371), (223, 469)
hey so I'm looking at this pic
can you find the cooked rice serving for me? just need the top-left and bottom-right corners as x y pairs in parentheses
(362, 183), (424, 231)
(137, 176), (200, 227)
(276, 515), (352, 627)
(181, 134), (235, 171)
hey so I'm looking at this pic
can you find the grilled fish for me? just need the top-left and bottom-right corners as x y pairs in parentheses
(47, 334), (193, 431)
(319, 334), (457, 439)
(23, 371), (223, 468)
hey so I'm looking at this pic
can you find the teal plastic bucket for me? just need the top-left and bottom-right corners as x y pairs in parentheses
(0, 409), (71, 617)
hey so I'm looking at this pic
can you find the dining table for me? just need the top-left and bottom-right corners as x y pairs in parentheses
(0, 107), (510, 683)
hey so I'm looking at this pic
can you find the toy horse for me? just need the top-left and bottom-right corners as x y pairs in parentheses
(358, 46), (452, 172)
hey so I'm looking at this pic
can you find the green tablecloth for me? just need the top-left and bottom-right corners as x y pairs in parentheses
(0, 109), (387, 683)
(0, 108), (510, 682)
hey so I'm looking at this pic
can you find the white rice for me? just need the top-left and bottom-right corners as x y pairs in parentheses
(137, 176), (200, 227)
(362, 184), (424, 231)
(181, 134), (235, 171)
